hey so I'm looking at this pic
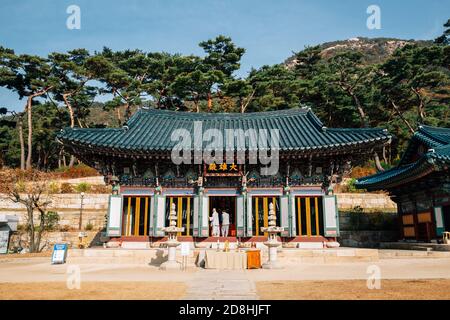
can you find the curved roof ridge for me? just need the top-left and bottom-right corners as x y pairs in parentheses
(418, 125), (450, 146)
(327, 127), (388, 133)
(130, 106), (309, 119)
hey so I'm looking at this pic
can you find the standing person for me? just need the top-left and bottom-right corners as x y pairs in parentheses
(221, 210), (230, 237)
(210, 208), (220, 237)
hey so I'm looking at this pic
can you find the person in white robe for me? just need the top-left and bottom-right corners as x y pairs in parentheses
(221, 211), (230, 237)
(209, 208), (220, 236)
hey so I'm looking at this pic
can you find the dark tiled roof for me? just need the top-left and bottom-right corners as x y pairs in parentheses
(58, 107), (391, 153)
(356, 125), (450, 190)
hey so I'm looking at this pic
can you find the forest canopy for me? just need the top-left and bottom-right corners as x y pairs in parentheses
(1, 21), (449, 171)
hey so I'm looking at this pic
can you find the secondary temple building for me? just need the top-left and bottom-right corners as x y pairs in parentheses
(356, 125), (450, 242)
(58, 107), (391, 245)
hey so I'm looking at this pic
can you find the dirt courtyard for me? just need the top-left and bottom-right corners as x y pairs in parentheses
(0, 252), (449, 300)
(0, 282), (186, 300)
(256, 279), (450, 300)
(1, 279), (449, 300)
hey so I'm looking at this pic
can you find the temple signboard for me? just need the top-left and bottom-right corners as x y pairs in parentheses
(204, 162), (241, 176)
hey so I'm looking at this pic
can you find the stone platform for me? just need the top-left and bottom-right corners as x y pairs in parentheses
(380, 242), (450, 252)
(65, 247), (379, 266)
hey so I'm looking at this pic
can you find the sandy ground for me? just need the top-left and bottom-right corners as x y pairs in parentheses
(0, 253), (449, 300)
(0, 252), (52, 259)
(256, 279), (450, 300)
(0, 282), (186, 300)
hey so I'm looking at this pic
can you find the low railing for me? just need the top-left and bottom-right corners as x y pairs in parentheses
(119, 175), (326, 188)
(120, 176), (156, 187)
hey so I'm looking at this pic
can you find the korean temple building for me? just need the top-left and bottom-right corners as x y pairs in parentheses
(356, 125), (450, 242)
(58, 107), (391, 244)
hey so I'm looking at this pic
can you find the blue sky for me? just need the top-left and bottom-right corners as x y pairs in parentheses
(1, 0), (449, 111)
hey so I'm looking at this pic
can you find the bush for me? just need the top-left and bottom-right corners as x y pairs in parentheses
(44, 211), (60, 231)
(342, 178), (365, 193)
(350, 166), (377, 179)
(60, 183), (73, 193)
(91, 185), (111, 194)
(47, 181), (60, 194)
(75, 182), (91, 193)
(55, 164), (99, 178)
(59, 225), (71, 232)
(85, 222), (94, 231)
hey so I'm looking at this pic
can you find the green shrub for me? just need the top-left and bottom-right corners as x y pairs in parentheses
(47, 181), (60, 194)
(85, 222), (94, 231)
(43, 211), (60, 231)
(75, 182), (91, 193)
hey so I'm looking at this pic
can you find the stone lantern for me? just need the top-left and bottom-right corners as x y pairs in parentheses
(260, 202), (284, 269)
(160, 203), (184, 270)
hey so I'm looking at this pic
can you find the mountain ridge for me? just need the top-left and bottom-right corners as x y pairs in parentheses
(284, 37), (433, 68)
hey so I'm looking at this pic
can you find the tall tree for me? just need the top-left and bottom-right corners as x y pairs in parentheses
(435, 19), (450, 45)
(99, 48), (151, 121)
(50, 49), (108, 166)
(326, 51), (373, 127)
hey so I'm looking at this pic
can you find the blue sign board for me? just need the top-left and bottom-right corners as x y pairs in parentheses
(51, 244), (68, 264)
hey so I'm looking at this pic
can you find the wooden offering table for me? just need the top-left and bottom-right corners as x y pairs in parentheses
(246, 250), (261, 269)
(204, 251), (247, 270)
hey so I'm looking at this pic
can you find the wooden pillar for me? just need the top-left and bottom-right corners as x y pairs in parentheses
(297, 197), (302, 236)
(134, 197), (141, 236)
(126, 197), (131, 236)
(186, 197), (191, 236)
(255, 197), (259, 236)
(315, 197), (320, 236)
(306, 197), (311, 236)
(144, 197), (149, 236)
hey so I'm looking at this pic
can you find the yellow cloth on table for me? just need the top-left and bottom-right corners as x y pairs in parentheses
(204, 251), (247, 269)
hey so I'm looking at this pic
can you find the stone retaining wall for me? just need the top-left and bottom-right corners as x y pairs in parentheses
(336, 193), (397, 212)
(9, 231), (103, 252)
(0, 194), (109, 231)
(339, 231), (399, 248)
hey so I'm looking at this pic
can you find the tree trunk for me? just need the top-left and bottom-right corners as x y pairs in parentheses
(62, 93), (78, 168)
(390, 100), (415, 134)
(373, 152), (385, 172)
(349, 89), (367, 127)
(25, 88), (53, 170)
(240, 90), (255, 113)
(26, 205), (36, 253)
(116, 106), (122, 124)
(62, 93), (75, 128)
(207, 92), (212, 112)
(25, 96), (33, 170)
(17, 113), (25, 170)
(411, 87), (426, 121)
(194, 97), (200, 113)
(125, 103), (131, 121)
(68, 155), (75, 168)
(382, 146), (388, 164)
